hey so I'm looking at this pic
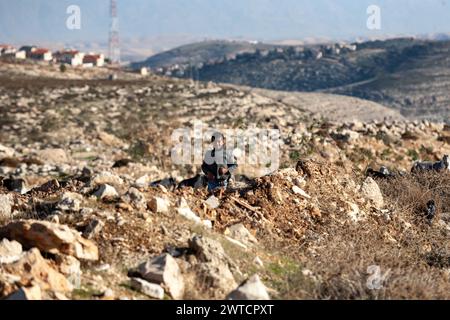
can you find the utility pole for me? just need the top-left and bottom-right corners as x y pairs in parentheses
(109, 0), (120, 64)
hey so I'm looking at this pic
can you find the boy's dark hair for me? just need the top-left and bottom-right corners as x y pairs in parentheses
(211, 132), (224, 143)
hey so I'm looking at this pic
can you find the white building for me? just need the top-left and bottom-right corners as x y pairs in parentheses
(83, 54), (105, 67)
(56, 50), (85, 66)
(13, 50), (26, 60)
(29, 48), (53, 61)
(0, 44), (16, 56)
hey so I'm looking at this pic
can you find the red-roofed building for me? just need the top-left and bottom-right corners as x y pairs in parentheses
(83, 53), (105, 67)
(0, 45), (26, 60)
(55, 50), (85, 66)
(29, 48), (53, 61)
(0, 44), (16, 56)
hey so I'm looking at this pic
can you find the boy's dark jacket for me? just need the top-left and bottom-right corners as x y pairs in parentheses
(201, 147), (238, 181)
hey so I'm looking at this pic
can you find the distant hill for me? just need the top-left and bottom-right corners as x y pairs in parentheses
(139, 38), (450, 121)
(131, 40), (282, 70)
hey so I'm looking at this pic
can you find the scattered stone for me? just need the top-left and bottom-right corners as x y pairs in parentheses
(227, 275), (270, 300)
(0, 220), (99, 261)
(224, 223), (258, 246)
(91, 171), (124, 187)
(6, 284), (42, 300)
(130, 277), (165, 300)
(177, 198), (201, 223)
(124, 187), (147, 209)
(345, 202), (365, 223)
(36, 148), (69, 165)
(0, 238), (22, 264)
(82, 218), (104, 239)
(93, 184), (119, 200)
(149, 196), (170, 213)
(205, 196), (220, 209)
(134, 175), (151, 188)
(56, 192), (82, 212)
(0, 194), (13, 220)
(292, 185), (311, 199)
(360, 177), (384, 209)
(136, 253), (185, 300)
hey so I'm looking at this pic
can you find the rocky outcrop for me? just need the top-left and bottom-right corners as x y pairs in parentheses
(360, 177), (384, 209)
(2, 248), (73, 296)
(135, 254), (185, 300)
(227, 275), (270, 300)
(0, 220), (98, 261)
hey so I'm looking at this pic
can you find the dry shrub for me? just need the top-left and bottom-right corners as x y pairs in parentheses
(260, 171), (450, 300)
(379, 171), (450, 221)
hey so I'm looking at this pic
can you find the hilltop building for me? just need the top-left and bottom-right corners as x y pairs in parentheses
(28, 48), (52, 61)
(55, 50), (85, 66)
(83, 54), (105, 67)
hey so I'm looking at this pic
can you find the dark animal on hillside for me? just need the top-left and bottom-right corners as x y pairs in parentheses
(177, 174), (207, 190)
(112, 159), (134, 168)
(2, 178), (26, 193)
(150, 178), (177, 189)
(411, 155), (450, 173)
(425, 200), (437, 223)
(366, 166), (396, 180)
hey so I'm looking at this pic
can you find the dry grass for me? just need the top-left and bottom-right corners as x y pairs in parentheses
(259, 170), (450, 300)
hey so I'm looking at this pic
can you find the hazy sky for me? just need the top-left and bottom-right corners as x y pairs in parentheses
(1, 0), (450, 45)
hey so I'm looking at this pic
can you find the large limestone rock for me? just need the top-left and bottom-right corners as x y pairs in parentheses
(360, 177), (384, 209)
(177, 198), (201, 223)
(0, 220), (98, 261)
(0, 194), (13, 220)
(196, 262), (238, 294)
(227, 275), (270, 300)
(82, 218), (104, 240)
(130, 277), (165, 300)
(188, 235), (229, 265)
(149, 196), (170, 213)
(0, 238), (22, 264)
(93, 184), (119, 200)
(56, 192), (82, 212)
(188, 235), (238, 293)
(3, 248), (73, 295)
(136, 254), (185, 300)
(91, 171), (124, 187)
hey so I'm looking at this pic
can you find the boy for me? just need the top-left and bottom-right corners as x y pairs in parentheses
(201, 132), (238, 192)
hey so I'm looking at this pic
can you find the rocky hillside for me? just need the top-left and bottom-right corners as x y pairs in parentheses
(0, 63), (450, 300)
(148, 38), (450, 122)
(132, 40), (281, 71)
